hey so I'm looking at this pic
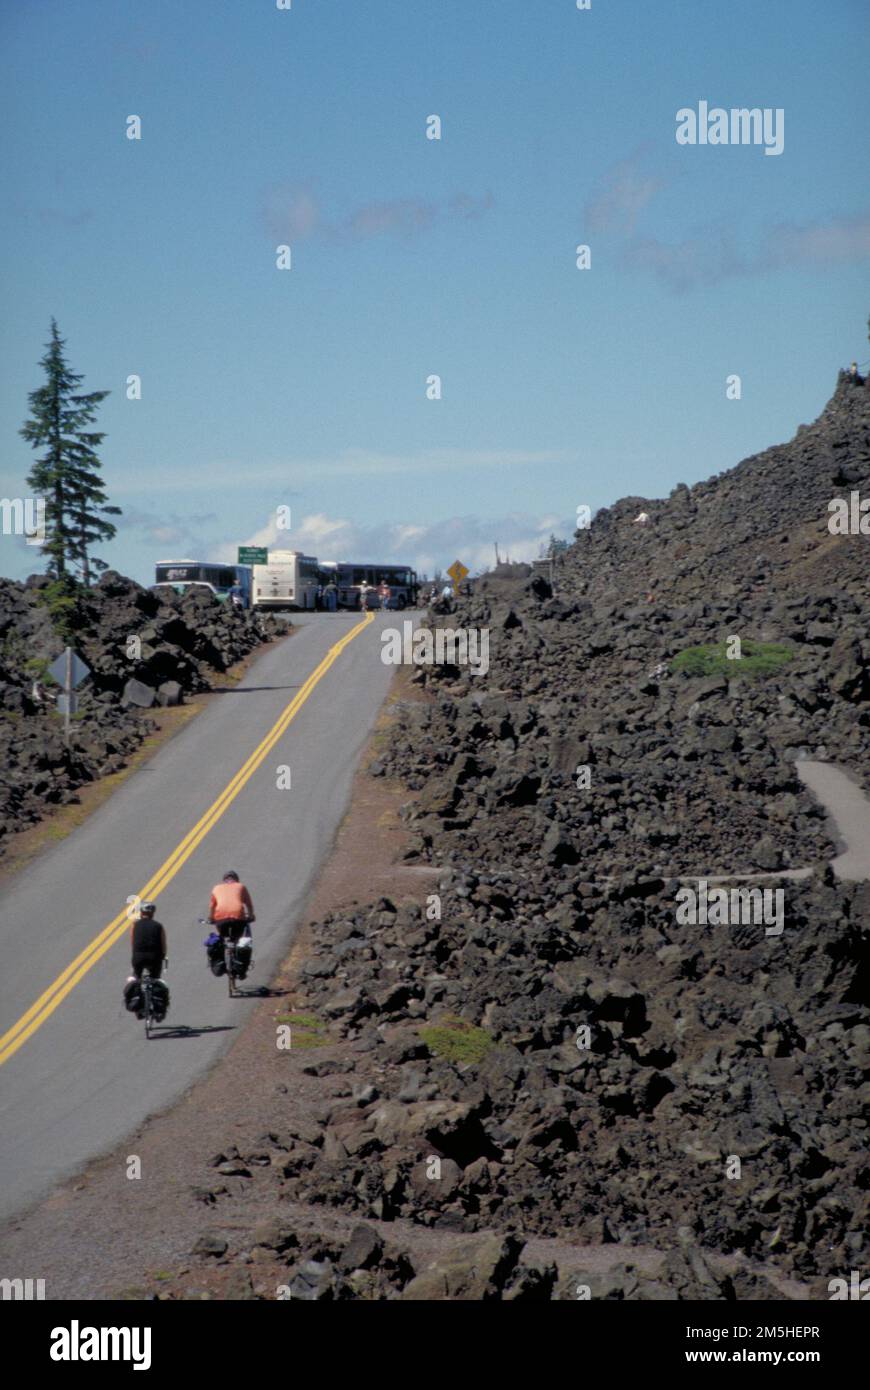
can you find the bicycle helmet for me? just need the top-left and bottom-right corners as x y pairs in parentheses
(139, 902), (156, 916)
(223, 871), (239, 882)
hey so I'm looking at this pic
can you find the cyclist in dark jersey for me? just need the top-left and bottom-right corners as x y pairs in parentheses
(124, 903), (168, 1017)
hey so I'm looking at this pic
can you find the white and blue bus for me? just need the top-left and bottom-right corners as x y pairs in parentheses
(333, 562), (419, 610)
(152, 559), (252, 607)
(250, 551), (320, 610)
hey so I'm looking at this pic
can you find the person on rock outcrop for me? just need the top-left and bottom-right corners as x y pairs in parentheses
(435, 582), (454, 615)
(31, 678), (55, 708)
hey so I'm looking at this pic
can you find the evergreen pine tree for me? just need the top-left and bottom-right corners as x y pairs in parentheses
(19, 320), (120, 584)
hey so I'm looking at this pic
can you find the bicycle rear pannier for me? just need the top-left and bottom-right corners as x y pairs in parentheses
(204, 930), (225, 974)
(233, 939), (252, 979)
(124, 980), (142, 1013)
(151, 979), (170, 1019)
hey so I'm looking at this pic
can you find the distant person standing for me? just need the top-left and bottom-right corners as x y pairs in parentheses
(438, 582), (454, 614)
(359, 581), (371, 612)
(324, 578), (338, 612)
(228, 582), (244, 610)
(378, 579), (391, 610)
(31, 678), (55, 709)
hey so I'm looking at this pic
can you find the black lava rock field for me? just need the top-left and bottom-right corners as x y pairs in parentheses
(0, 571), (284, 856)
(265, 372), (868, 1297)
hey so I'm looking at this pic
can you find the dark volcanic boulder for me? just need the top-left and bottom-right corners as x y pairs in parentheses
(0, 573), (288, 855)
(122, 678), (156, 709)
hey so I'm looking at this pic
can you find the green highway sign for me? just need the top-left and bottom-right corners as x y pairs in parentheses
(238, 546), (268, 565)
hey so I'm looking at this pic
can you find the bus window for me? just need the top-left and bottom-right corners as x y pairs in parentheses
(156, 564), (197, 583)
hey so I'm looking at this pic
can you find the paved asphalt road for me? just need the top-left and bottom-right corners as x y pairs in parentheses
(0, 610), (407, 1222)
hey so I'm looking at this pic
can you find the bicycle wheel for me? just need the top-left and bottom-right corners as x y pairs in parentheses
(225, 944), (236, 997)
(143, 981), (152, 1038)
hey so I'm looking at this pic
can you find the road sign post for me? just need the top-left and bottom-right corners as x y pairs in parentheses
(65, 646), (71, 747)
(447, 559), (469, 590)
(48, 647), (92, 747)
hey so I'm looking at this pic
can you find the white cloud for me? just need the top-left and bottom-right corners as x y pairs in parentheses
(585, 150), (666, 234)
(584, 147), (870, 293)
(109, 447), (567, 496)
(116, 507), (218, 549)
(394, 523), (427, 544)
(769, 213), (870, 266)
(622, 212), (870, 291)
(216, 509), (576, 578)
(261, 183), (494, 245)
(296, 512), (352, 541)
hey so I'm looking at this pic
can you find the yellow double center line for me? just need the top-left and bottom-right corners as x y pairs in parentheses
(0, 613), (374, 1067)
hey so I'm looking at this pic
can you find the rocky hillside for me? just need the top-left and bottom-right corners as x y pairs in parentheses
(229, 372), (868, 1297)
(386, 371), (870, 881)
(0, 572), (286, 856)
(561, 367), (870, 609)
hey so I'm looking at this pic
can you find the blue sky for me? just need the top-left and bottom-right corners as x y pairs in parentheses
(1, 0), (868, 583)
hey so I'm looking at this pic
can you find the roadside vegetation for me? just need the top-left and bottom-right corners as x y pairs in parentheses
(420, 1016), (494, 1065)
(672, 639), (795, 679)
(276, 1012), (327, 1050)
(19, 319), (119, 638)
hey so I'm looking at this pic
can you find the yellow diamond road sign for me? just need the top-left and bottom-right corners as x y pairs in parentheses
(447, 560), (469, 587)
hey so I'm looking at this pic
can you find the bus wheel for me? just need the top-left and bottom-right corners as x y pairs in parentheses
(396, 595), (406, 610)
